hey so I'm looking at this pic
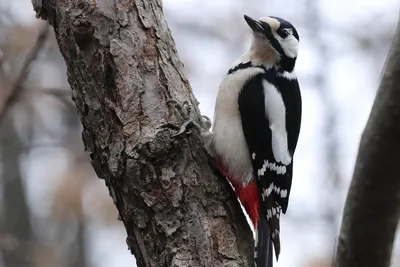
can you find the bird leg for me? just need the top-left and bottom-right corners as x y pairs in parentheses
(166, 99), (211, 135)
(173, 115), (211, 137)
(167, 99), (215, 156)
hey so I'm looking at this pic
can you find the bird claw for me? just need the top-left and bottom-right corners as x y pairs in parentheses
(169, 100), (217, 166)
(174, 117), (216, 161)
(200, 115), (212, 131)
(173, 119), (195, 137)
(173, 114), (213, 137)
(167, 99), (191, 117)
(168, 99), (212, 136)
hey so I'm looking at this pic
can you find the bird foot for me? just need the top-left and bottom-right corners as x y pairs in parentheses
(173, 116), (211, 137)
(167, 99), (215, 156)
(166, 99), (211, 135)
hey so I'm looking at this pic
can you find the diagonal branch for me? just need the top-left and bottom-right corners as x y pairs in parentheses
(334, 11), (400, 267)
(0, 22), (50, 127)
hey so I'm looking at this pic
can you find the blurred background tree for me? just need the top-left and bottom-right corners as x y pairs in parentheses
(0, 0), (399, 267)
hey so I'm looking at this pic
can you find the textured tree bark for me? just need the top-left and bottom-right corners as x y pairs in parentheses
(31, 0), (254, 266)
(334, 13), (400, 267)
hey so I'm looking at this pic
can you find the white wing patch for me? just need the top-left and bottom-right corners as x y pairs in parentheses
(263, 80), (291, 165)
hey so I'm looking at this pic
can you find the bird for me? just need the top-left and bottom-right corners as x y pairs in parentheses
(211, 14), (302, 267)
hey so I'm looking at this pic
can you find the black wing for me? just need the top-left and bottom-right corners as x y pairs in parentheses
(238, 72), (301, 256)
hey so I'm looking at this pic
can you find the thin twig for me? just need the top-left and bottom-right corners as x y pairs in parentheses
(40, 87), (71, 97)
(41, 88), (76, 112)
(0, 22), (50, 127)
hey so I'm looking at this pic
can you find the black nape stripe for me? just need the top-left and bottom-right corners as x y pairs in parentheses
(228, 62), (252, 74)
(228, 62), (268, 75)
(227, 60), (298, 79)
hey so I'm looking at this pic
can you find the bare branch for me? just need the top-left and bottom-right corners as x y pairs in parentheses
(39, 88), (71, 97)
(37, 88), (76, 111)
(0, 22), (50, 127)
(334, 14), (400, 267)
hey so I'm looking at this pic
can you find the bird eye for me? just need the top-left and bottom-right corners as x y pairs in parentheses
(279, 29), (289, 38)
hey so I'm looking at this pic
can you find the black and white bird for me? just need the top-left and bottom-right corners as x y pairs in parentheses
(212, 15), (302, 267)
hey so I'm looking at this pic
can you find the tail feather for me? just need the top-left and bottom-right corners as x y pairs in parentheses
(255, 216), (273, 267)
(268, 238), (273, 267)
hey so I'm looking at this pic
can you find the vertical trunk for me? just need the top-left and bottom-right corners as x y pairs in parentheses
(0, 115), (33, 267)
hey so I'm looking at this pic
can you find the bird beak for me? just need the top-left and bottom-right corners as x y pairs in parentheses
(244, 15), (265, 33)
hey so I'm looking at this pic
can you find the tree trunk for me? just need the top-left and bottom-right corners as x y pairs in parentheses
(31, 1), (254, 266)
(334, 12), (400, 267)
(0, 115), (33, 267)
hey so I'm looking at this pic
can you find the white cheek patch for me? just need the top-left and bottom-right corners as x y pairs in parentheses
(275, 34), (299, 58)
(282, 36), (299, 58)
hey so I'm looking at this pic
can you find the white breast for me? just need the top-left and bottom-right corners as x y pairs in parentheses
(212, 67), (264, 185)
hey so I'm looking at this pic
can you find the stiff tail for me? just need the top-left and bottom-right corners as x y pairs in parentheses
(255, 216), (273, 267)
(219, 176), (277, 267)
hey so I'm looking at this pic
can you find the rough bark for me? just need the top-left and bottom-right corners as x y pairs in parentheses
(334, 13), (400, 267)
(31, 1), (254, 266)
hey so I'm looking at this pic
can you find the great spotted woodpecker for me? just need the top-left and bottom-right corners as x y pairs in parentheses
(212, 15), (302, 267)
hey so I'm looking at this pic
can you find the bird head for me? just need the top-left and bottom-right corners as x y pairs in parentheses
(244, 15), (299, 71)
